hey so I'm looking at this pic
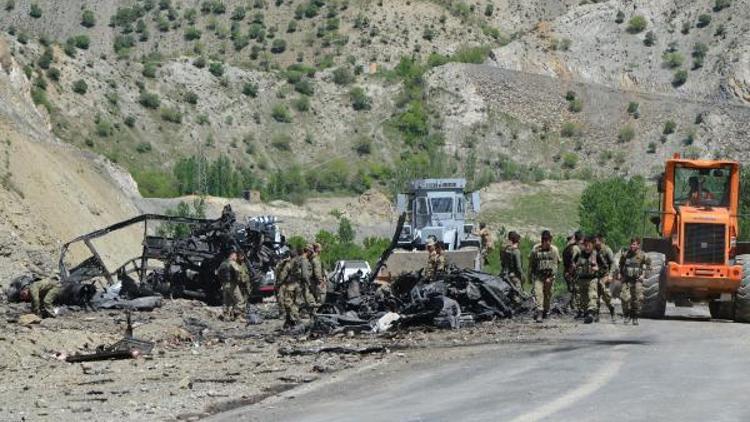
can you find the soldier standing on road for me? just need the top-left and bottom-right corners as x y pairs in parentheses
(218, 249), (244, 320)
(18, 277), (62, 318)
(424, 238), (447, 281)
(477, 223), (494, 266)
(594, 234), (616, 322)
(528, 230), (560, 323)
(298, 246), (318, 316)
(501, 231), (524, 290)
(275, 250), (301, 328)
(236, 252), (252, 304)
(574, 236), (606, 324)
(619, 237), (652, 326)
(563, 232), (582, 317)
(310, 242), (327, 304)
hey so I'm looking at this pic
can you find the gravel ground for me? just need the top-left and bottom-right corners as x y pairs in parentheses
(0, 298), (579, 422)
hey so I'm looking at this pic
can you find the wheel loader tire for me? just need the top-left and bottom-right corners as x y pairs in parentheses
(640, 252), (666, 319)
(708, 301), (734, 320)
(733, 254), (750, 323)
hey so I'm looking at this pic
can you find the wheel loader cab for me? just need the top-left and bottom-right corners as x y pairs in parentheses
(655, 156), (742, 300)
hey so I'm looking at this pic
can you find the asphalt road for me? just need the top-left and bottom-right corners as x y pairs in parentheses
(212, 305), (750, 422)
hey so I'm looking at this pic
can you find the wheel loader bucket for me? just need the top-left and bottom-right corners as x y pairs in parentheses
(378, 247), (481, 280)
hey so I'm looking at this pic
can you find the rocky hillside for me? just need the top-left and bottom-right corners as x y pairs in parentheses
(0, 0), (748, 200)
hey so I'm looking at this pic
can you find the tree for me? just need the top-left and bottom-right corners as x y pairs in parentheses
(337, 217), (355, 243)
(615, 10), (625, 24)
(644, 30), (656, 47)
(663, 120), (676, 135)
(673, 69), (688, 87)
(578, 177), (651, 250)
(271, 38), (287, 53)
(697, 14), (712, 28)
(208, 61), (224, 77)
(333, 67), (354, 85)
(81, 10), (96, 27)
(627, 15), (647, 33)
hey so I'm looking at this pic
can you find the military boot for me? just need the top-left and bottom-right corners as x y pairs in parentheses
(583, 310), (594, 324)
(542, 310), (548, 320)
(608, 304), (616, 322)
(534, 311), (543, 323)
(631, 310), (639, 326)
(574, 310), (584, 319)
(594, 311), (600, 323)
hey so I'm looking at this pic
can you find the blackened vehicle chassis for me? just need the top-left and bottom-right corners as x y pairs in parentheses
(59, 206), (286, 305)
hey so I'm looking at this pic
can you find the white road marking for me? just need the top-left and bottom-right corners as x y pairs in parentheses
(509, 345), (628, 422)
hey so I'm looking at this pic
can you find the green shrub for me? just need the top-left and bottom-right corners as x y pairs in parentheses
(142, 62), (157, 78)
(615, 10), (625, 24)
(697, 14), (712, 28)
(663, 51), (684, 68)
(627, 101), (639, 114)
(185, 26), (202, 40)
(714, 0), (731, 11)
(692, 42), (708, 68)
(185, 91), (198, 105)
(133, 169), (179, 198)
(136, 142), (152, 153)
(271, 104), (292, 122)
(294, 78), (314, 96)
(663, 120), (676, 134)
(451, 45), (491, 64)
(95, 119), (113, 137)
(231, 5), (246, 20)
(113, 34), (135, 54)
(160, 107), (183, 123)
(139, 91), (161, 109)
(46, 67), (60, 81)
(350, 87), (372, 111)
(293, 95), (310, 112)
(561, 152), (578, 169)
(560, 122), (579, 138)
(647, 142), (657, 154)
(271, 133), (292, 150)
(72, 79), (88, 94)
(333, 66), (354, 85)
(29, 3), (42, 18)
(354, 137), (372, 155)
(5, 0), (14, 11)
(618, 125), (635, 143)
(627, 15), (647, 33)
(644, 31), (656, 47)
(37, 48), (53, 69)
(74, 34), (90, 49)
(673, 69), (688, 86)
(568, 98), (583, 113)
(124, 115), (136, 128)
(208, 61), (224, 77)
(271, 38), (287, 53)
(193, 56), (206, 68)
(242, 82), (258, 97)
(81, 10), (96, 27)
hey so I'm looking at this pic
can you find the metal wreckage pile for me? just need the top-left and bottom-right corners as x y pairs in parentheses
(312, 215), (535, 334)
(8, 206), (534, 334)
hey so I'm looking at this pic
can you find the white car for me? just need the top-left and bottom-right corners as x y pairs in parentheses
(328, 260), (372, 284)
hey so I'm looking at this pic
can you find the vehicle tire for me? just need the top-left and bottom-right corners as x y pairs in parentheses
(709, 300), (733, 320)
(640, 252), (667, 319)
(733, 254), (750, 323)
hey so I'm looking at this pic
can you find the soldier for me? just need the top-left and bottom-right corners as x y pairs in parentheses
(236, 252), (252, 303)
(424, 238), (446, 280)
(18, 277), (61, 318)
(297, 246), (317, 316)
(594, 234), (616, 322)
(477, 223), (494, 266)
(500, 231), (524, 290)
(218, 249), (244, 320)
(619, 237), (652, 326)
(574, 236), (606, 324)
(528, 230), (560, 322)
(562, 234), (579, 316)
(310, 242), (327, 304)
(275, 250), (300, 328)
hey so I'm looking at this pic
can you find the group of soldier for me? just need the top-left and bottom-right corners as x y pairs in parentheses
(218, 242), (326, 329)
(478, 226), (652, 326)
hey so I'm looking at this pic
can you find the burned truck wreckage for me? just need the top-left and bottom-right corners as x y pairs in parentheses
(53, 207), (533, 332)
(59, 205), (287, 307)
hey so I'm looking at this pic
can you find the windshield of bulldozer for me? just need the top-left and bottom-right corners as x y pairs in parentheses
(674, 165), (732, 208)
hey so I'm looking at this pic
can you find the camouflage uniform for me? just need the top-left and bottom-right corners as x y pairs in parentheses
(619, 250), (652, 320)
(310, 253), (327, 304)
(500, 242), (524, 290)
(218, 258), (244, 319)
(237, 261), (252, 302)
(478, 227), (494, 265)
(528, 244), (560, 315)
(574, 250), (605, 315)
(424, 250), (447, 280)
(275, 257), (299, 326)
(562, 242), (580, 311)
(294, 255), (317, 314)
(30, 278), (61, 317)
(596, 243), (616, 317)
